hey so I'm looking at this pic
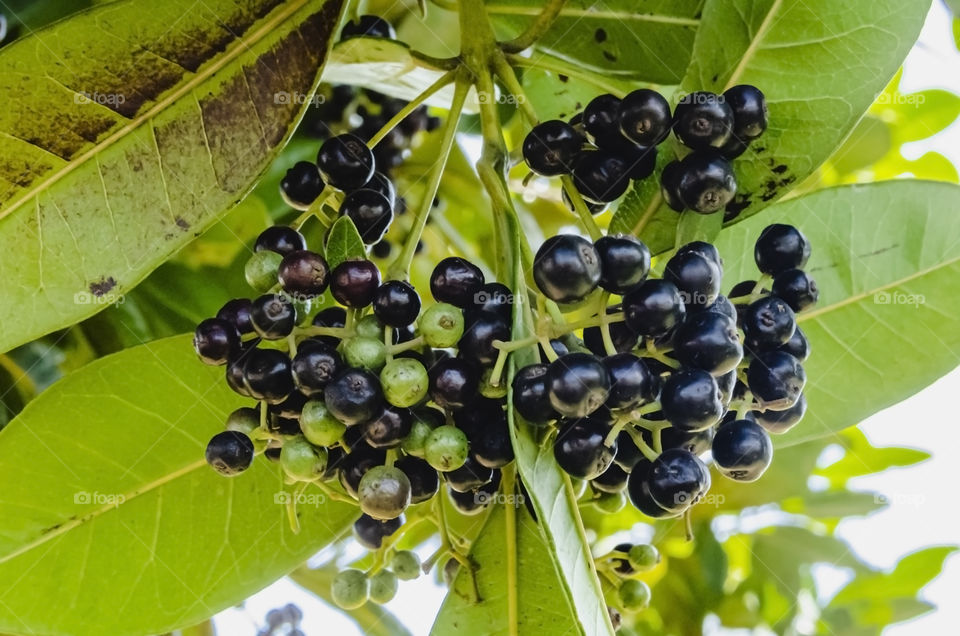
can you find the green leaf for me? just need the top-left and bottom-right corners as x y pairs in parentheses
(432, 497), (590, 634)
(831, 547), (957, 605)
(487, 0), (701, 84)
(325, 216), (367, 270)
(815, 428), (930, 487)
(675, 209), (724, 246)
(0, 335), (357, 635)
(712, 180), (960, 447)
(291, 566), (413, 636)
(829, 116), (892, 176)
(519, 54), (639, 122)
(888, 89), (960, 143)
(610, 0), (930, 253)
(0, 0), (345, 353)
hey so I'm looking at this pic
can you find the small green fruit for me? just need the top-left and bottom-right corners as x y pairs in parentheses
(300, 400), (345, 447)
(343, 336), (387, 371)
(245, 250), (283, 293)
(420, 303), (464, 348)
(358, 465), (411, 520)
(280, 435), (327, 481)
(424, 425), (469, 472)
(391, 550), (422, 580)
(381, 358), (429, 407)
(368, 570), (399, 604)
(331, 569), (369, 609)
(628, 544), (661, 572)
(355, 314), (386, 339)
(618, 579), (651, 611)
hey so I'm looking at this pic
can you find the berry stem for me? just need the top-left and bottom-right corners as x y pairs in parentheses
(645, 339), (679, 369)
(385, 335), (425, 355)
(368, 69), (457, 148)
(538, 336), (560, 361)
(488, 346), (511, 388)
(560, 175), (604, 241)
(387, 75), (470, 281)
(383, 326), (393, 362)
(498, 0), (568, 53)
(286, 334), (298, 357)
(292, 187), (337, 228)
(625, 426), (659, 462)
(651, 427), (663, 454)
(604, 419), (628, 447)
(751, 274), (772, 295)
(502, 465), (520, 633)
(598, 291), (617, 355)
(493, 335), (539, 353)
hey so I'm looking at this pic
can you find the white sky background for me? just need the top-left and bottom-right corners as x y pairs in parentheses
(215, 4), (960, 634)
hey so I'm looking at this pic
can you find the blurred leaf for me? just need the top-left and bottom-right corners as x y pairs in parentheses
(487, 0), (701, 84)
(830, 546), (957, 605)
(875, 151), (959, 182)
(816, 428), (929, 487)
(0, 335), (358, 634)
(0, 0), (93, 43)
(781, 490), (885, 520)
(675, 209), (724, 247)
(713, 181), (960, 447)
(610, 0), (930, 254)
(325, 216), (367, 269)
(291, 566), (413, 636)
(888, 89), (960, 143)
(830, 116), (892, 176)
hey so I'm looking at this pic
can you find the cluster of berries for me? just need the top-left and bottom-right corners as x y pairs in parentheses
(522, 85), (767, 215)
(599, 542), (660, 624)
(519, 223), (816, 518)
(257, 603), (303, 636)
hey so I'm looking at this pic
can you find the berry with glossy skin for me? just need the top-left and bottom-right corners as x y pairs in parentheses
(628, 544), (661, 572)
(373, 280), (421, 327)
(312, 306), (346, 347)
(742, 296), (796, 351)
(469, 416), (514, 469)
(719, 134), (750, 159)
(613, 431), (644, 472)
(592, 463), (628, 493)
(380, 358), (428, 408)
(341, 14), (395, 39)
(595, 234), (651, 294)
(317, 134), (375, 190)
(425, 425), (469, 472)
(615, 140), (658, 180)
(533, 234), (602, 304)
(251, 294), (296, 339)
(280, 161), (323, 207)
(292, 341), (342, 395)
(243, 348), (294, 403)
(340, 189), (394, 244)
(583, 93), (623, 147)
(659, 423), (715, 456)
(279, 250), (329, 296)
(300, 400), (346, 446)
(325, 369), (384, 425)
(704, 294), (737, 321)
(676, 151), (737, 214)
(554, 417), (617, 480)
(712, 419), (773, 482)
(280, 435), (328, 481)
(747, 351), (806, 409)
(428, 358), (479, 409)
(723, 85), (768, 139)
(444, 455), (493, 492)
(369, 570), (398, 604)
(660, 369), (723, 432)
(401, 408), (442, 457)
(754, 393), (806, 434)
(353, 513), (403, 550)
(623, 279), (686, 337)
(331, 569), (369, 610)
(343, 336), (387, 371)
(391, 550), (422, 580)
(430, 257), (485, 308)
(205, 431), (254, 476)
(363, 406), (412, 448)
(245, 250), (283, 293)
(255, 226), (307, 255)
(547, 353), (611, 418)
(420, 303), (464, 348)
(339, 446), (387, 498)
(647, 449), (711, 513)
(677, 240), (722, 267)
(626, 462), (675, 518)
(603, 354), (656, 410)
(572, 150), (631, 203)
(673, 91), (734, 150)
(618, 89), (672, 146)
(395, 455), (440, 503)
(755, 224), (811, 273)
(619, 580), (651, 611)
(330, 259), (381, 308)
(360, 171), (396, 207)
(217, 298), (254, 335)
(512, 363), (558, 424)
(358, 465), (411, 520)
(458, 311), (510, 366)
(468, 282), (513, 322)
(660, 160), (685, 212)
(778, 327), (810, 362)
(663, 250), (722, 308)
(672, 310), (743, 375)
(772, 268), (819, 312)
(193, 318), (240, 365)
(522, 120), (584, 176)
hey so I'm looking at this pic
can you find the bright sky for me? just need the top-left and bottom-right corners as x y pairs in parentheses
(215, 4), (960, 634)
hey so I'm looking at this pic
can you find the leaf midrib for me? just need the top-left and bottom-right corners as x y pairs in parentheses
(0, 0), (310, 222)
(484, 5), (700, 26)
(0, 457), (206, 565)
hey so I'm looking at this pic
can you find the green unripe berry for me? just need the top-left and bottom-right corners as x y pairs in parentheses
(280, 435), (327, 481)
(401, 415), (437, 458)
(381, 358), (429, 407)
(391, 550), (422, 580)
(480, 367), (508, 399)
(245, 250), (283, 293)
(343, 336), (387, 371)
(331, 569), (369, 610)
(628, 544), (660, 572)
(618, 579), (651, 611)
(424, 425), (469, 472)
(420, 303), (464, 348)
(225, 407), (267, 452)
(300, 400), (345, 447)
(355, 314), (385, 339)
(368, 570), (399, 604)
(358, 465), (411, 520)
(592, 490), (626, 514)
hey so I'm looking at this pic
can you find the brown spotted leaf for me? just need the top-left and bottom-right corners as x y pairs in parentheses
(0, 0), (345, 352)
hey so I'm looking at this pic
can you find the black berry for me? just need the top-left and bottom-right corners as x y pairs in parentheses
(572, 150), (631, 203)
(428, 358), (479, 410)
(595, 234), (651, 294)
(723, 85), (768, 139)
(280, 161), (323, 207)
(251, 294), (297, 340)
(771, 269), (819, 312)
(317, 134), (376, 190)
(216, 298), (254, 335)
(672, 310), (743, 375)
(673, 91), (734, 150)
(676, 151), (737, 214)
(279, 250), (329, 296)
(663, 250), (722, 308)
(747, 351), (805, 409)
(603, 353), (655, 410)
(547, 353), (611, 418)
(512, 363), (558, 424)
(712, 419), (773, 482)
(533, 234), (602, 304)
(373, 280), (421, 327)
(741, 295), (796, 351)
(330, 259), (381, 308)
(243, 348), (294, 403)
(622, 279), (686, 337)
(522, 120), (584, 176)
(660, 369), (723, 432)
(292, 341), (342, 395)
(431, 257), (485, 308)
(754, 224), (811, 274)
(646, 449), (711, 513)
(583, 93), (623, 148)
(193, 318), (240, 365)
(618, 89), (671, 146)
(255, 226), (307, 255)
(325, 369), (384, 425)
(205, 431), (255, 476)
(340, 189), (394, 244)
(554, 417), (617, 480)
